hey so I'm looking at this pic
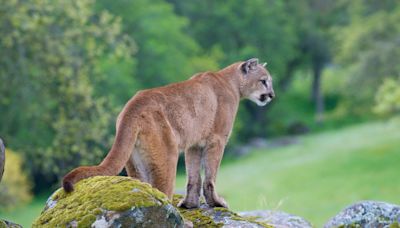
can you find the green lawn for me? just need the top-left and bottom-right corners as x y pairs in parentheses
(2, 120), (399, 227)
(0, 193), (48, 227)
(177, 119), (400, 226)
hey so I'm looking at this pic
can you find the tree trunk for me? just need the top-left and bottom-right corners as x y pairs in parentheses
(311, 63), (324, 123)
(279, 59), (301, 91)
(0, 138), (5, 183)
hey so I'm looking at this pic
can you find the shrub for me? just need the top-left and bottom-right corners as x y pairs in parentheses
(374, 77), (400, 116)
(0, 149), (32, 211)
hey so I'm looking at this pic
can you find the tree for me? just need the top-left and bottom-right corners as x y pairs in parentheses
(280, 0), (349, 123)
(374, 77), (400, 116)
(96, 0), (221, 89)
(334, 1), (400, 116)
(0, 0), (135, 188)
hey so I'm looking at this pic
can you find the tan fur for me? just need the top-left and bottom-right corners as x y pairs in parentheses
(62, 58), (275, 208)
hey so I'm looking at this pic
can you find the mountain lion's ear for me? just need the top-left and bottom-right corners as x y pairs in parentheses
(241, 58), (259, 74)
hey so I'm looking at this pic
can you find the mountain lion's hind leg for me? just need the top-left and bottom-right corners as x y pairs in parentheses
(125, 153), (140, 179)
(142, 135), (178, 199)
(203, 136), (228, 208)
(178, 146), (202, 208)
(139, 112), (179, 199)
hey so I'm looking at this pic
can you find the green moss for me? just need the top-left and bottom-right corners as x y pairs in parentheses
(231, 215), (274, 228)
(214, 206), (272, 227)
(172, 195), (223, 227)
(32, 176), (170, 228)
(172, 195), (272, 228)
(390, 222), (400, 228)
(77, 214), (96, 228)
(0, 220), (7, 228)
(338, 224), (361, 228)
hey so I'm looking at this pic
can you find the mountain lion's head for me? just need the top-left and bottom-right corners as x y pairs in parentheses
(239, 58), (275, 106)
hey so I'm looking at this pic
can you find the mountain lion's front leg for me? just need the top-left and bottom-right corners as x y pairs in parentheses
(203, 136), (228, 208)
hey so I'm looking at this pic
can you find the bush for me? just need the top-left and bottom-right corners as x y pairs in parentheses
(374, 77), (400, 116)
(0, 149), (32, 211)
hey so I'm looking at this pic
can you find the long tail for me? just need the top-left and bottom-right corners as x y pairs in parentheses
(62, 121), (139, 192)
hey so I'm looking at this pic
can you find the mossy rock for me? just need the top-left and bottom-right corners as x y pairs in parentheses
(172, 195), (273, 228)
(324, 201), (400, 228)
(239, 210), (313, 228)
(33, 176), (277, 227)
(0, 220), (22, 228)
(32, 176), (183, 228)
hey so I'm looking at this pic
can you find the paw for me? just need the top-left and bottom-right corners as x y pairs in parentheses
(206, 196), (229, 208)
(177, 198), (200, 209)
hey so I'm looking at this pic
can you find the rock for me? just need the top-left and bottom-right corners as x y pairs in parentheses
(32, 176), (183, 228)
(172, 195), (273, 227)
(324, 201), (400, 228)
(0, 220), (22, 228)
(34, 176), (304, 227)
(231, 136), (300, 157)
(0, 138), (5, 183)
(239, 210), (313, 228)
(287, 121), (309, 135)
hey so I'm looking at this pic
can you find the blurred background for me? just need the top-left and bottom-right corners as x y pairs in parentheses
(0, 0), (399, 226)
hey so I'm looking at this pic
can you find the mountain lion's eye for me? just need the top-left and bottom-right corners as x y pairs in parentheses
(260, 79), (267, 86)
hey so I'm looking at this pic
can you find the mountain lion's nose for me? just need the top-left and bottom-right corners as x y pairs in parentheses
(267, 92), (275, 99)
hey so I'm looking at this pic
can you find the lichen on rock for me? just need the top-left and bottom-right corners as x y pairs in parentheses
(32, 176), (183, 228)
(239, 210), (313, 228)
(33, 176), (281, 227)
(324, 201), (400, 228)
(0, 220), (22, 228)
(172, 194), (273, 228)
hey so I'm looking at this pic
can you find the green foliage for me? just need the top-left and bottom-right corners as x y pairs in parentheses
(0, 150), (32, 211)
(0, 0), (135, 183)
(96, 0), (221, 88)
(170, 0), (298, 78)
(374, 77), (400, 116)
(333, 2), (400, 114)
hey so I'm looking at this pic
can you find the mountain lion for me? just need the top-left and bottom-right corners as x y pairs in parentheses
(63, 58), (275, 208)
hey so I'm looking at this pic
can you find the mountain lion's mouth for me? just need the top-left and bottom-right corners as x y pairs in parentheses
(259, 94), (267, 102)
(259, 92), (275, 102)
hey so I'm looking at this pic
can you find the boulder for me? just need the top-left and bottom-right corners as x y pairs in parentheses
(239, 210), (313, 228)
(33, 176), (277, 227)
(324, 201), (400, 228)
(0, 220), (22, 228)
(33, 178), (400, 228)
(32, 176), (183, 227)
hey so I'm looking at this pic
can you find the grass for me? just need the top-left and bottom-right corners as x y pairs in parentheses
(0, 193), (48, 227)
(176, 119), (400, 227)
(1, 119), (399, 227)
